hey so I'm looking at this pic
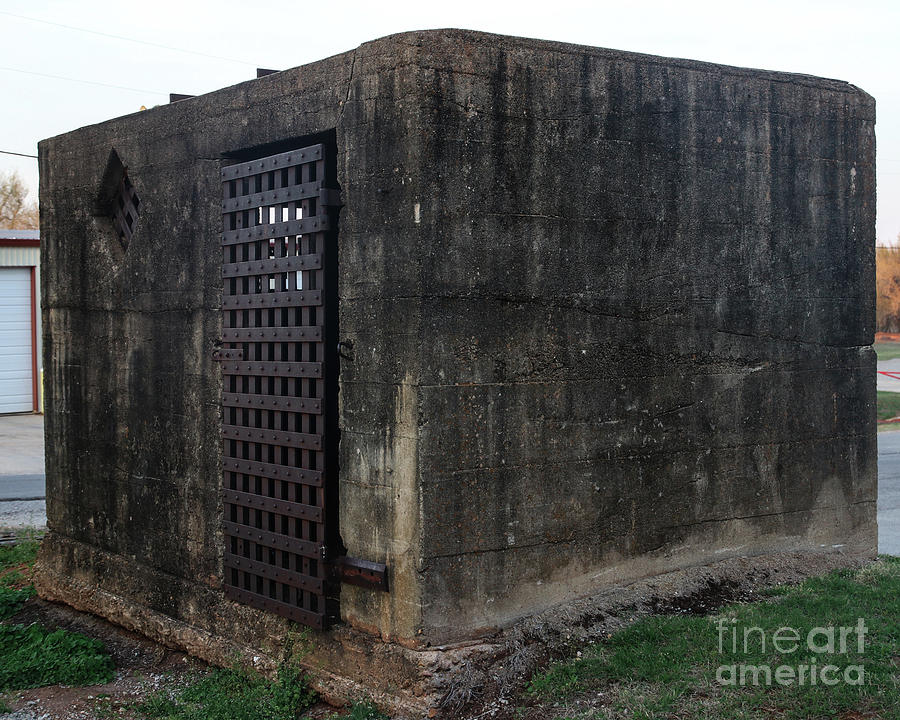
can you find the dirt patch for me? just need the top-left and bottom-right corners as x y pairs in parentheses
(432, 549), (873, 719)
(0, 562), (33, 590)
(10, 599), (193, 675)
(647, 577), (758, 616)
(1, 597), (200, 719)
(0, 598), (348, 720)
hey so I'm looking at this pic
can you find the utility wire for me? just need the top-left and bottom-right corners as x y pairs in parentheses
(0, 10), (256, 66)
(0, 150), (38, 159)
(0, 66), (166, 95)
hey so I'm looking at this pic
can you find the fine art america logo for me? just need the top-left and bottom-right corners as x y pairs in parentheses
(715, 618), (867, 687)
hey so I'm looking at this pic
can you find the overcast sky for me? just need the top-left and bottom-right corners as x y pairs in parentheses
(1, 0), (897, 244)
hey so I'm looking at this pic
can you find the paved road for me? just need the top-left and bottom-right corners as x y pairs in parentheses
(0, 474), (44, 501)
(876, 352), (900, 554)
(877, 430), (900, 555)
(0, 414), (44, 476)
(0, 414), (46, 529)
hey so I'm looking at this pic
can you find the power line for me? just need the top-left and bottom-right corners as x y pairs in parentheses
(0, 10), (256, 66)
(0, 150), (38, 159)
(0, 66), (166, 95)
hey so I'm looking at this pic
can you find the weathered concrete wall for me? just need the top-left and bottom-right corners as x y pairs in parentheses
(401, 33), (877, 641)
(36, 34), (429, 700)
(36, 28), (876, 708)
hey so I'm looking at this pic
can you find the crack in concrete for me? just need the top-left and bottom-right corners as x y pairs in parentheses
(418, 433), (873, 478)
(422, 501), (877, 561)
(338, 49), (358, 127)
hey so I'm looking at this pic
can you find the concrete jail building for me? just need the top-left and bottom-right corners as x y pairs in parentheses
(35, 30), (876, 714)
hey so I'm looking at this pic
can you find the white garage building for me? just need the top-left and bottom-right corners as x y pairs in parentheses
(0, 230), (40, 414)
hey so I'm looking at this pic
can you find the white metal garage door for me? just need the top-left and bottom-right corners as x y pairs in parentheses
(0, 268), (33, 413)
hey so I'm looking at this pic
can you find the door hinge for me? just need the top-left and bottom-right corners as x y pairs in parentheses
(329, 555), (389, 592)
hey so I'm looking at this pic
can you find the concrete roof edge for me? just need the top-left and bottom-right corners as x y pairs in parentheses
(374, 28), (873, 101)
(37, 27), (874, 150)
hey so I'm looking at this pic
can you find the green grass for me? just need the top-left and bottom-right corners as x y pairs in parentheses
(0, 539), (39, 620)
(0, 623), (115, 691)
(0, 584), (35, 619)
(875, 341), (900, 361)
(0, 538), (116, 693)
(0, 539), (39, 572)
(135, 664), (316, 720)
(877, 390), (900, 422)
(527, 556), (900, 719)
(131, 666), (390, 720)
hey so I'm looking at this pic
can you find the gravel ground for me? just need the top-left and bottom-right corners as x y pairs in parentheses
(0, 500), (46, 531)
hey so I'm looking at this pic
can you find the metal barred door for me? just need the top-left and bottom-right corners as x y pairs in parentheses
(220, 143), (337, 629)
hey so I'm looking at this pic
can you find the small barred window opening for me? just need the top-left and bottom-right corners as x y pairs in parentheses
(112, 171), (141, 249)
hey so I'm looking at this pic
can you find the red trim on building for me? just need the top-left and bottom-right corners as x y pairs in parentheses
(0, 239), (40, 248)
(30, 266), (38, 412)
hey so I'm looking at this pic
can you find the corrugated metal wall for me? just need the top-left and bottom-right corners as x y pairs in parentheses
(0, 245), (41, 411)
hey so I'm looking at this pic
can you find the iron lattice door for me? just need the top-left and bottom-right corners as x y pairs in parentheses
(220, 143), (337, 628)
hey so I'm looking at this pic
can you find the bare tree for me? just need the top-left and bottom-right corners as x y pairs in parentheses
(0, 170), (39, 229)
(877, 240), (900, 333)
